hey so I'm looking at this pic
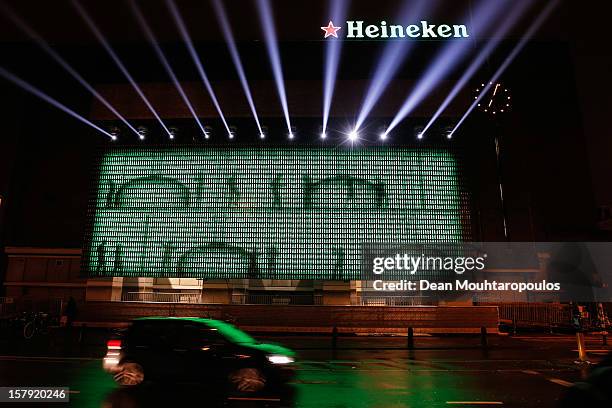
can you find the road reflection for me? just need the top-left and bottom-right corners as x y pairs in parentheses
(102, 383), (296, 408)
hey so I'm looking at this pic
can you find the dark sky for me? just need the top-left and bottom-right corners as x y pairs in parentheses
(0, 0), (568, 44)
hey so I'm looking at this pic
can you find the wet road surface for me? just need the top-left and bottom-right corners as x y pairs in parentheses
(0, 334), (609, 407)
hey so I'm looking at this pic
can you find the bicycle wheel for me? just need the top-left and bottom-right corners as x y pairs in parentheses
(23, 321), (35, 339)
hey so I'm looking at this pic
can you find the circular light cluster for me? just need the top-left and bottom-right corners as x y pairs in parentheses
(475, 82), (511, 115)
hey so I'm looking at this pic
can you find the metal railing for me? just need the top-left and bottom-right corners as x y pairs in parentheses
(1, 297), (63, 316)
(354, 296), (434, 306)
(231, 293), (323, 305)
(0, 297), (16, 316)
(489, 302), (573, 327)
(122, 292), (201, 304)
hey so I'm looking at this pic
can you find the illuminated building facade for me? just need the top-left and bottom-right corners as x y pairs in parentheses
(79, 145), (470, 305)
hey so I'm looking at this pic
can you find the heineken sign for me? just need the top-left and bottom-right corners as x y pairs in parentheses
(321, 20), (470, 39)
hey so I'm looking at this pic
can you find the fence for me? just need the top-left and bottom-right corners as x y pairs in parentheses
(486, 303), (573, 327)
(0, 297), (16, 316)
(122, 292), (201, 304)
(354, 296), (434, 306)
(231, 293), (323, 305)
(80, 301), (500, 333)
(0, 297), (64, 316)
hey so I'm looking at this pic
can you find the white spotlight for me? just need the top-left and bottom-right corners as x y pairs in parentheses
(203, 125), (213, 139)
(229, 125), (237, 139)
(168, 126), (178, 140)
(137, 125), (148, 140)
(289, 125), (297, 139)
(319, 125), (327, 139)
(444, 126), (453, 139)
(414, 125), (425, 140)
(109, 126), (120, 141)
(378, 125), (389, 141)
(348, 130), (358, 141)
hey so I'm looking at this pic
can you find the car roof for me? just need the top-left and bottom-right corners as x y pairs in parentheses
(133, 317), (257, 344)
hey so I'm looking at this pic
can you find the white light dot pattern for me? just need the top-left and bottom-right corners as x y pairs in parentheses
(84, 147), (470, 279)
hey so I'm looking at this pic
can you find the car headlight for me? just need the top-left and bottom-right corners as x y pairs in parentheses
(266, 354), (294, 364)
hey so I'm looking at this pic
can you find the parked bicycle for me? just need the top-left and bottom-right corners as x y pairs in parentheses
(12, 312), (56, 339)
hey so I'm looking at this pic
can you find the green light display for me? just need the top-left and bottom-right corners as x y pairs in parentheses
(84, 147), (468, 279)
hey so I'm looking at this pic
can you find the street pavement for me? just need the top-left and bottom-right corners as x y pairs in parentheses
(0, 333), (610, 407)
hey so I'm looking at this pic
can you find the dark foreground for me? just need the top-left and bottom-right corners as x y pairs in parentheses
(0, 334), (610, 407)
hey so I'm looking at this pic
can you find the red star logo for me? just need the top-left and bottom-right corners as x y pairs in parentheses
(321, 21), (341, 38)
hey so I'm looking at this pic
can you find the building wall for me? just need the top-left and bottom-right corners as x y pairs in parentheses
(3, 247), (85, 314)
(5, 245), (555, 312)
(2, 247), (353, 306)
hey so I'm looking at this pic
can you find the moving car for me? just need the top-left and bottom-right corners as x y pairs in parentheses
(103, 317), (295, 393)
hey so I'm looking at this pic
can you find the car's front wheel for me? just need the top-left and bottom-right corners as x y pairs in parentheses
(228, 368), (266, 393)
(114, 362), (144, 386)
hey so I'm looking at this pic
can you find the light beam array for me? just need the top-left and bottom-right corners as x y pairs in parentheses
(129, 0), (208, 139)
(71, 0), (174, 139)
(420, 0), (533, 138)
(321, 0), (349, 138)
(448, 0), (560, 138)
(354, 0), (430, 132)
(211, 0), (264, 137)
(1, 3), (141, 139)
(255, 0), (292, 136)
(384, 0), (510, 136)
(166, 0), (232, 138)
(0, 66), (114, 139)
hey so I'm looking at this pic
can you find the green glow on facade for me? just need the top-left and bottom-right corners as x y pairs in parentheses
(84, 147), (467, 279)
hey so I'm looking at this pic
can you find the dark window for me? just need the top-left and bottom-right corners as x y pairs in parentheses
(176, 324), (227, 349)
(129, 321), (177, 350)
